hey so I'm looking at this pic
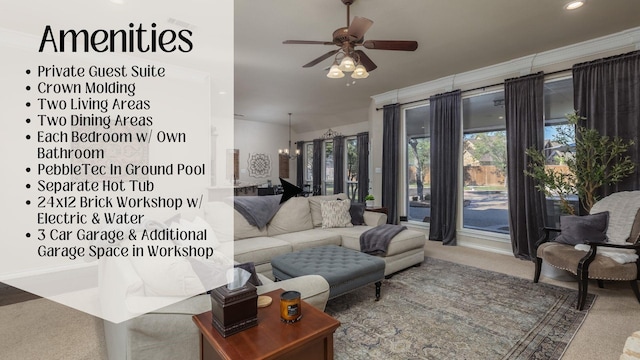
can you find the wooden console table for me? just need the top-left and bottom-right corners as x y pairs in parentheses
(365, 206), (388, 215)
(193, 289), (340, 360)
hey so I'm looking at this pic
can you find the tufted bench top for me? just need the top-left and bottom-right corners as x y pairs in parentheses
(271, 245), (385, 300)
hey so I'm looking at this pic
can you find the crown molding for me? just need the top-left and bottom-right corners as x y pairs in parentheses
(372, 26), (640, 106)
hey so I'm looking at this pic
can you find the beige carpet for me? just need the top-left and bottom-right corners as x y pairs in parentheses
(0, 298), (107, 360)
(0, 241), (638, 359)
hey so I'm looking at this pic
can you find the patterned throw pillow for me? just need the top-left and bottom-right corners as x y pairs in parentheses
(321, 199), (354, 229)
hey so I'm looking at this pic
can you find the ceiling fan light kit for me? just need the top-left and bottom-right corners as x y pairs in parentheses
(327, 63), (345, 78)
(352, 64), (369, 79)
(284, 0), (418, 80)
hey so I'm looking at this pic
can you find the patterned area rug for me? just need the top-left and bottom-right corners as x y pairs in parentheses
(325, 257), (595, 360)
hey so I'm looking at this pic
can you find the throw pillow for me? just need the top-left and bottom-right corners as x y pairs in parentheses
(349, 202), (366, 225)
(554, 211), (609, 245)
(321, 199), (354, 229)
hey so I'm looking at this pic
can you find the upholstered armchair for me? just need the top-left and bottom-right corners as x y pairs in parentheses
(534, 191), (640, 310)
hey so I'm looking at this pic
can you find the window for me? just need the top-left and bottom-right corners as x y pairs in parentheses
(346, 137), (359, 200)
(405, 104), (430, 222)
(543, 77), (577, 226)
(462, 91), (508, 234)
(324, 141), (334, 194)
(304, 142), (313, 184)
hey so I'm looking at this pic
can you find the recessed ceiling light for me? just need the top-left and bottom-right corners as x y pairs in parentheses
(564, 1), (585, 10)
(110, 0), (125, 4)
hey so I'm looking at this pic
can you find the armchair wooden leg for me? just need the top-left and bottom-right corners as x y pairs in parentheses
(577, 277), (588, 311)
(597, 280), (604, 288)
(534, 257), (542, 283)
(630, 280), (640, 304)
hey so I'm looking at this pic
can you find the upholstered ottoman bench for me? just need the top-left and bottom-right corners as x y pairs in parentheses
(271, 245), (385, 300)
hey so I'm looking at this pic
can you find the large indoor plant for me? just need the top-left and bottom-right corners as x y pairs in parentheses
(524, 112), (635, 215)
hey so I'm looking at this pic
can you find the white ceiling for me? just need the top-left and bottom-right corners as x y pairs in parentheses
(235, 0), (640, 132)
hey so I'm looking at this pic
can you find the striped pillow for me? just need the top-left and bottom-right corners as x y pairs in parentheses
(321, 199), (353, 229)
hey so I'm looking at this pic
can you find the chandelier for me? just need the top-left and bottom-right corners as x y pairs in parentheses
(327, 46), (369, 79)
(278, 113), (300, 159)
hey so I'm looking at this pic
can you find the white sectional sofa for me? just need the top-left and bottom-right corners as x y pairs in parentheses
(214, 193), (427, 279)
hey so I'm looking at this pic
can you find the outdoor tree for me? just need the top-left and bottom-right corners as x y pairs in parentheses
(408, 137), (430, 200)
(346, 139), (358, 181)
(467, 131), (507, 179)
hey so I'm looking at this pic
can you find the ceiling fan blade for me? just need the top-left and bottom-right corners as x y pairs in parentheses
(348, 16), (373, 41)
(283, 40), (335, 45)
(302, 49), (340, 68)
(363, 40), (418, 51)
(355, 50), (377, 72)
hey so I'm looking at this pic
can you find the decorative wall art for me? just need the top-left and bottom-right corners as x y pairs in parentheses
(247, 153), (271, 178)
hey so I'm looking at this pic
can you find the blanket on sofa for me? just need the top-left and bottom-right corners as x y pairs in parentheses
(360, 224), (407, 255)
(234, 195), (282, 229)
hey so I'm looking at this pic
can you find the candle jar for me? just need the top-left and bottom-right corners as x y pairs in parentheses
(280, 291), (302, 323)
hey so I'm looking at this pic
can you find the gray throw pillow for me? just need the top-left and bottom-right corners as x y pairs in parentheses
(554, 211), (609, 245)
(350, 202), (366, 225)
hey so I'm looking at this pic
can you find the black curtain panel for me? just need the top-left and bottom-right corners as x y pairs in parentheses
(357, 132), (369, 203)
(382, 104), (401, 224)
(505, 72), (546, 260)
(296, 141), (304, 188)
(573, 50), (640, 198)
(312, 138), (323, 195)
(333, 135), (345, 194)
(428, 90), (461, 245)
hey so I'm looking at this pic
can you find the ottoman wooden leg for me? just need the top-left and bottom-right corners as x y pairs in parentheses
(375, 281), (382, 301)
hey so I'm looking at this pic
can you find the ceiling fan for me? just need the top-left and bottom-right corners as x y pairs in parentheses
(283, 0), (418, 78)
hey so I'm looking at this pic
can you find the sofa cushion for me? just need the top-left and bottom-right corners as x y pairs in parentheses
(331, 227), (426, 257)
(233, 210), (268, 240)
(129, 243), (205, 296)
(537, 241), (637, 280)
(308, 193), (348, 227)
(233, 237), (292, 266)
(202, 201), (236, 241)
(273, 229), (342, 251)
(267, 197), (313, 236)
(321, 199), (353, 229)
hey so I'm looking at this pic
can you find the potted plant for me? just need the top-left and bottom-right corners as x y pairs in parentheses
(365, 194), (375, 207)
(525, 112), (635, 215)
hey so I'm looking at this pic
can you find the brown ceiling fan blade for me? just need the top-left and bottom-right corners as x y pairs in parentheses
(363, 40), (418, 51)
(283, 40), (335, 45)
(348, 16), (373, 41)
(302, 49), (340, 68)
(355, 50), (377, 72)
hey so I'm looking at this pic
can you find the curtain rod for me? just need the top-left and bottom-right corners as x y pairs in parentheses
(374, 68), (571, 111)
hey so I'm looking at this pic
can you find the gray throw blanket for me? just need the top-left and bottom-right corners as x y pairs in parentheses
(234, 195), (282, 230)
(360, 224), (407, 255)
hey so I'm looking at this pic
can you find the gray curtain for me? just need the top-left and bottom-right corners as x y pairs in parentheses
(296, 141), (304, 188)
(333, 135), (345, 194)
(357, 132), (369, 203)
(505, 72), (546, 260)
(428, 90), (461, 245)
(312, 138), (323, 195)
(573, 50), (640, 200)
(382, 104), (401, 224)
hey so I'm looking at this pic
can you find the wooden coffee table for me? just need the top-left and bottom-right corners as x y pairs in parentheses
(193, 289), (340, 360)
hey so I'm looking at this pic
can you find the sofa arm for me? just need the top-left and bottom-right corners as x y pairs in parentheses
(364, 211), (387, 226)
